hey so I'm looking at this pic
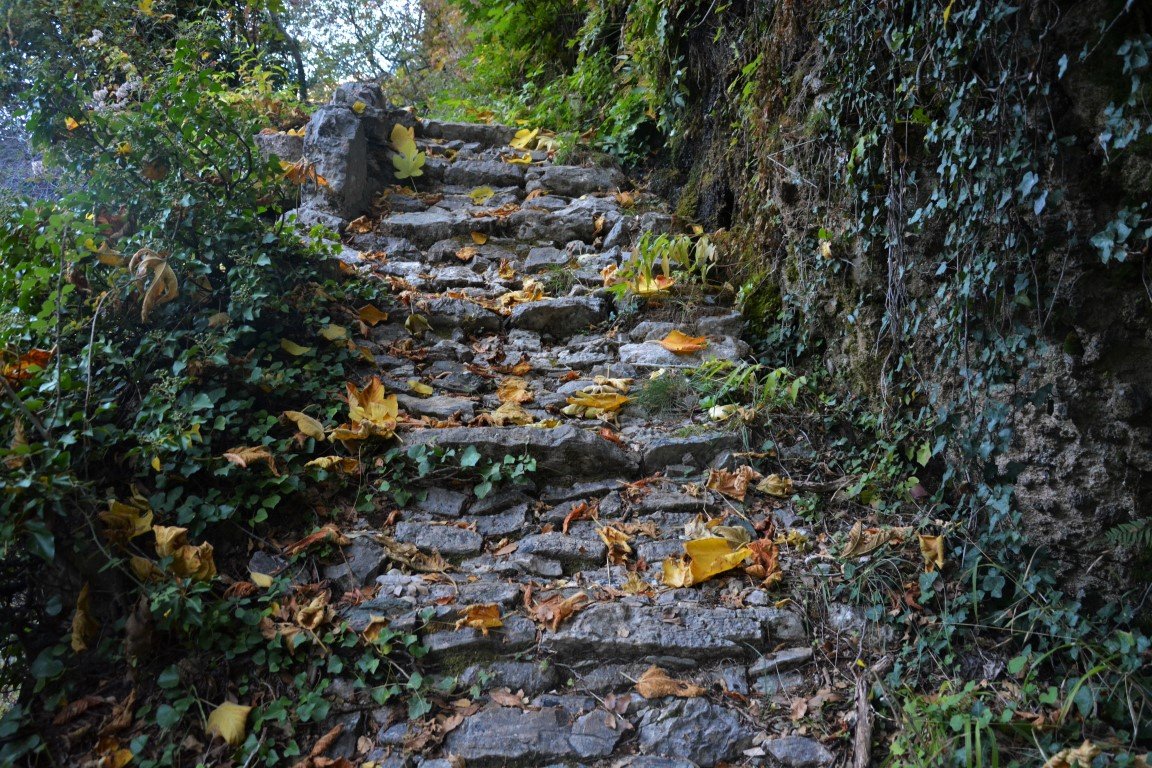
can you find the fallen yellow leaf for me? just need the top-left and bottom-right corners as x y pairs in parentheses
(497, 377), (534, 404)
(153, 525), (188, 558)
(305, 456), (361, 474)
(510, 128), (539, 150)
(339, 377), (399, 440)
(684, 536), (752, 583)
(206, 702), (252, 747)
(468, 186), (495, 205)
(282, 411), (325, 441)
(319, 324), (348, 341)
(757, 474), (793, 497)
(280, 338), (313, 356)
(631, 274), (675, 297)
(565, 392), (630, 413)
(482, 401), (535, 426)
(99, 498), (154, 543)
(658, 330), (708, 354)
(661, 554), (694, 588)
(170, 542), (216, 581)
(408, 379), (434, 396)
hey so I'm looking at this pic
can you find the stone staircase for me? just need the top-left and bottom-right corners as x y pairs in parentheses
(262, 84), (842, 768)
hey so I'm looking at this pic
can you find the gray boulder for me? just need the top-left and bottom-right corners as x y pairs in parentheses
(303, 105), (368, 219)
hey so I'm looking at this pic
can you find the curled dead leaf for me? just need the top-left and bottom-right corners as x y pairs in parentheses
(635, 666), (705, 698)
(657, 330), (708, 354)
(455, 604), (503, 635)
(918, 534), (945, 572)
(71, 583), (99, 652)
(223, 445), (279, 476)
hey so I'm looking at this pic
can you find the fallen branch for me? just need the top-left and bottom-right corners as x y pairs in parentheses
(853, 655), (893, 768)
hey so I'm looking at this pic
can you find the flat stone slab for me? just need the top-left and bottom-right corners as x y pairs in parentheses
(394, 522), (482, 556)
(639, 432), (741, 474)
(395, 394), (476, 422)
(766, 736), (836, 767)
(509, 296), (608, 338)
(618, 337), (749, 369)
(443, 705), (622, 764)
(543, 603), (763, 659)
(517, 532), (607, 566)
(534, 165), (628, 197)
(637, 698), (753, 768)
(405, 424), (638, 480)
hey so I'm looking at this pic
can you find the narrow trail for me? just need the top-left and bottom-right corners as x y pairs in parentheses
(277, 102), (880, 768)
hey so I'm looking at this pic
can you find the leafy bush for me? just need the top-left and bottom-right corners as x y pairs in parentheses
(0, 12), (433, 765)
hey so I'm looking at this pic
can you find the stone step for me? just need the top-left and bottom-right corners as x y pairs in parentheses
(541, 602), (803, 661)
(419, 119), (518, 147)
(404, 423), (639, 480)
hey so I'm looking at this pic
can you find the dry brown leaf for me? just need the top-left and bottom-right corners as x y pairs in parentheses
(346, 215), (374, 234)
(128, 248), (179, 322)
(705, 465), (762, 501)
(295, 593), (332, 631)
(52, 695), (108, 725)
(746, 539), (784, 588)
(525, 588), (589, 631)
(455, 603), (503, 635)
(620, 571), (654, 596)
(839, 522), (912, 559)
(634, 666), (705, 698)
(562, 500), (596, 534)
(1043, 742), (1102, 768)
(284, 524), (350, 556)
(488, 688), (526, 708)
(358, 304), (390, 326)
(597, 526), (632, 564)
(497, 377), (534, 404)
(477, 401), (534, 426)
(223, 445), (279, 475)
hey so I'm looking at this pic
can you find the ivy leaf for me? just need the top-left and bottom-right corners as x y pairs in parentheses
(459, 445), (481, 468)
(468, 186), (495, 205)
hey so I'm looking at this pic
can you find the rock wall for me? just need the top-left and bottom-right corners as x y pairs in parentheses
(664, 0), (1152, 604)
